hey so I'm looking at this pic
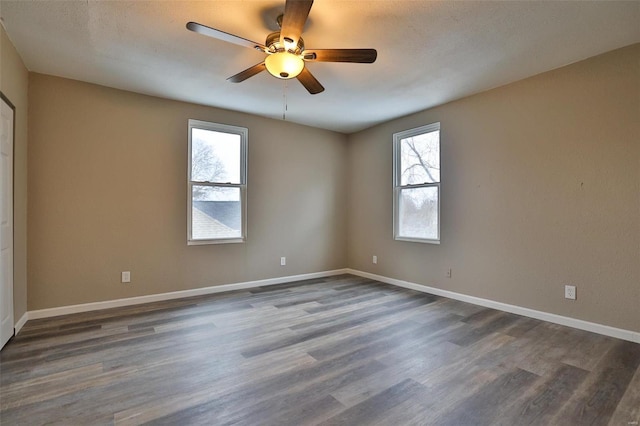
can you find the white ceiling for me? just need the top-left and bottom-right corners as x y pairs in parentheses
(1, 1), (639, 133)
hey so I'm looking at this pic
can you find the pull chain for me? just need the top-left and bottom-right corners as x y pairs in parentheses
(282, 81), (288, 120)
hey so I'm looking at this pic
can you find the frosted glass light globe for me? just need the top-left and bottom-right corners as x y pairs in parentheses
(265, 52), (304, 79)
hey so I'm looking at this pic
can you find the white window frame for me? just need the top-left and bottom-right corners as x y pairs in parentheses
(187, 119), (248, 245)
(393, 122), (441, 244)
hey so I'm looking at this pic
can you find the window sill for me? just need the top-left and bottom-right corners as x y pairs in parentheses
(394, 236), (440, 245)
(188, 238), (245, 246)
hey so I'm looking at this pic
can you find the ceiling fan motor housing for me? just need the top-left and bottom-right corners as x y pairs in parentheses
(266, 32), (304, 55)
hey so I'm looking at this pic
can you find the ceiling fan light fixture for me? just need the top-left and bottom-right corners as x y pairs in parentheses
(265, 51), (304, 79)
(187, 0), (376, 94)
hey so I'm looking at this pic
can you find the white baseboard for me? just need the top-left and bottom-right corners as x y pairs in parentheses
(347, 269), (640, 344)
(14, 312), (28, 334)
(18, 268), (639, 345)
(24, 269), (349, 324)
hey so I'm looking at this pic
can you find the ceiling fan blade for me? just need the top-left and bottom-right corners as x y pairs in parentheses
(280, 0), (313, 47)
(227, 62), (267, 83)
(187, 22), (266, 52)
(303, 49), (377, 63)
(296, 67), (324, 94)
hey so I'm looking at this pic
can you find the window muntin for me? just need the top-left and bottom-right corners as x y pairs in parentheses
(393, 123), (441, 243)
(188, 120), (247, 245)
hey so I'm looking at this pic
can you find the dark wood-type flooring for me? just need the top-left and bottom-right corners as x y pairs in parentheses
(1, 274), (639, 425)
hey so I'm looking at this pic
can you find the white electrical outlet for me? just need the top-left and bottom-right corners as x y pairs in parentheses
(564, 285), (576, 300)
(121, 271), (131, 283)
(373, 255), (377, 264)
(280, 257), (286, 266)
(446, 268), (452, 278)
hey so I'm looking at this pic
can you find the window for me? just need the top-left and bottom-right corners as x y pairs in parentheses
(188, 119), (247, 244)
(393, 123), (441, 243)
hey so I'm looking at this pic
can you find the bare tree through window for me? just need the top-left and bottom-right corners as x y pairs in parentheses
(400, 132), (440, 185)
(191, 141), (226, 198)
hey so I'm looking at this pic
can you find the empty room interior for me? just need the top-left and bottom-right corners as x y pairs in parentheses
(0, 0), (639, 424)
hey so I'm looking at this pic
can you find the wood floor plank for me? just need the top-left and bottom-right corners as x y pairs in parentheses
(319, 378), (430, 425)
(608, 363), (640, 426)
(111, 349), (317, 425)
(1, 274), (638, 425)
(552, 340), (640, 425)
(500, 363), (590, 425)
(436, 368), (540, 425)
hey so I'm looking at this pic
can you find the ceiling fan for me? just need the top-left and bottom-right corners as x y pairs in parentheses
(186, 0), (377, 95)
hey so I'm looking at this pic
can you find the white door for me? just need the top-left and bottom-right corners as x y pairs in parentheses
(0, 96), (14, 349)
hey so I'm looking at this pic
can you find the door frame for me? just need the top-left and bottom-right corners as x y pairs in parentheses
(0, 91), (15, 350)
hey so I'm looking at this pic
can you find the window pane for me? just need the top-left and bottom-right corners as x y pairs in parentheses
(191, 128), (241, 184)
(192, 185), (242, 240)
(400, 130), (440, 185)
(398, 186), (438, 240)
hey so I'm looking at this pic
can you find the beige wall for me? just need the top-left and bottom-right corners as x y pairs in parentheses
(347, 44), (640, 332)
(28, 73), (348, 309)
(20, 41), (640, 333)
(0, 25), (28, 323)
